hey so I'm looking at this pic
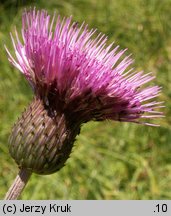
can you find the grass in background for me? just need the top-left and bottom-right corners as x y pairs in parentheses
(0, 0), (171, 199)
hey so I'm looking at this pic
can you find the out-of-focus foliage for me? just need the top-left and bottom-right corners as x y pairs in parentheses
(0, 0), (171, 199)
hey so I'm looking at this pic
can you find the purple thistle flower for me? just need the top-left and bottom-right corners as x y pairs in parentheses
(6, 9), (162, 175)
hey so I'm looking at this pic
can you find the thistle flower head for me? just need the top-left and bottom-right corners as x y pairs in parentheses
(6, 9), (162, 174)
(6, 8), (163, 125)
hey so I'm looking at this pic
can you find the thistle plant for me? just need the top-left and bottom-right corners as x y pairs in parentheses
(4, 9), (163, 199)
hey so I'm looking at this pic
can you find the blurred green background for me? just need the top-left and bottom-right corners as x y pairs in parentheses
(0, 0), (171, 199)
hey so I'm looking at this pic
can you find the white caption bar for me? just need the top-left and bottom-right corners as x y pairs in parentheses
(0, 200), (170, 216)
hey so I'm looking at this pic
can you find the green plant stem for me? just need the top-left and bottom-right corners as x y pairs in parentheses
(4, 168), (32, 200)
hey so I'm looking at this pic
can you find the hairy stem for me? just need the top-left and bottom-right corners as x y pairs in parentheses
(4, 168), (32, 200)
